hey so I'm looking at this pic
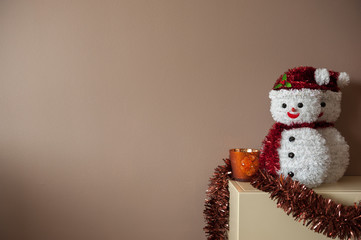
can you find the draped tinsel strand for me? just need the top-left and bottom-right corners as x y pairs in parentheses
(204, 162), (361, 240)
(203, 159), (232, 240)
(251, 170), (361, 240)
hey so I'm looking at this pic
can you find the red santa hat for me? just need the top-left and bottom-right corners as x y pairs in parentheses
(272, 66), (350, 92)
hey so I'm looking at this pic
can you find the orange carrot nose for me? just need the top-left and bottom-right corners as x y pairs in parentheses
(291, 107), (297, 112)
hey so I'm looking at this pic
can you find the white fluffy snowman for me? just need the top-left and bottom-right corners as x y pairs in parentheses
(315, 69), (350, 183)
(259, 66), (340, 187)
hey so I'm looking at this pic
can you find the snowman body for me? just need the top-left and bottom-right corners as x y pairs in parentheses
(260, 89), (330, 187)
(277, 128), (329, 187)
(265, 89), (331, 187)
(317, 91), (350, 183)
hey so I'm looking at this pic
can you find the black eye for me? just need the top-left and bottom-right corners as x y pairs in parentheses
(321, 102), (326, 107)
(297, 103), (303, 108)
(282, 103), (287, 108)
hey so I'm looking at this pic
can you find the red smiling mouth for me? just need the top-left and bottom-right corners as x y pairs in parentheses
(287, 112), (300, 119)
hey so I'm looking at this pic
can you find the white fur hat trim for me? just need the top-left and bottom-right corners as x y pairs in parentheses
(269, 89), (321, 99)
(314, 68), (330, 85)
(338, 72), (350, 88)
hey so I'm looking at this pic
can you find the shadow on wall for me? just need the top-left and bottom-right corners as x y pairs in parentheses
(337, 81), (361, 175)
(0, 164), (27, 240)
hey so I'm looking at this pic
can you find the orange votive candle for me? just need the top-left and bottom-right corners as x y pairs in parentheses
(230, 148), (259, 182)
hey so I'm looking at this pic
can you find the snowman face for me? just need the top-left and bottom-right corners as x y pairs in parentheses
(317, 91), (342, 122)
(269, 89), (322, 125)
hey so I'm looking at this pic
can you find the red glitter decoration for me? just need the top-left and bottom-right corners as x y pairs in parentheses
(273, 66), (340, 92)
(251, 169), (361, 240)
(203, 159), (232, 240)
(259, 122), (334, 175)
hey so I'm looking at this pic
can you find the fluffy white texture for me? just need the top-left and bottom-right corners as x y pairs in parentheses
(314, 68), (330, 85)
(317, 91), (342, 122)
(277, 128), (330, 188)
(338, 72), (350, 88)
(318, 127), (349, 183)
(269, 89), (322, 125)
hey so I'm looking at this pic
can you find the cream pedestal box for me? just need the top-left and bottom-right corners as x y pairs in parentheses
(228, 177), (361, 240)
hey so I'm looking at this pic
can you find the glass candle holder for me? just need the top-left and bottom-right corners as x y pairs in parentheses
(230, 148), (260, 182)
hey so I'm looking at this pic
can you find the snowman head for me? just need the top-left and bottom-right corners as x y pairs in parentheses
(317, 71), (350, 122)
(269, 67), (349, 125)
(269, 89), (322, 124)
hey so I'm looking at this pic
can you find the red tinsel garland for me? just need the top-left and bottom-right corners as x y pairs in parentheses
(204, 161), (361, 240)
(251, 170), (361, 240)
(203, 159), (232, 240)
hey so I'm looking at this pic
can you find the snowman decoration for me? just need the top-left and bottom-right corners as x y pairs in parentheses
(259, 66), (350, 187)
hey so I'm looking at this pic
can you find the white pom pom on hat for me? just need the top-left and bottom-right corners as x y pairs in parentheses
(314, 68), (350, 89)
(337, 72), (350, 88)
(314, 68), (330, 86)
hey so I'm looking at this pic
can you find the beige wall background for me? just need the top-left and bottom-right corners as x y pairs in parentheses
(0, 1), (360, 239)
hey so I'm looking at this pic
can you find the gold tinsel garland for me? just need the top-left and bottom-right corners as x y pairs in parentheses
(204, 160), (361, 240)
